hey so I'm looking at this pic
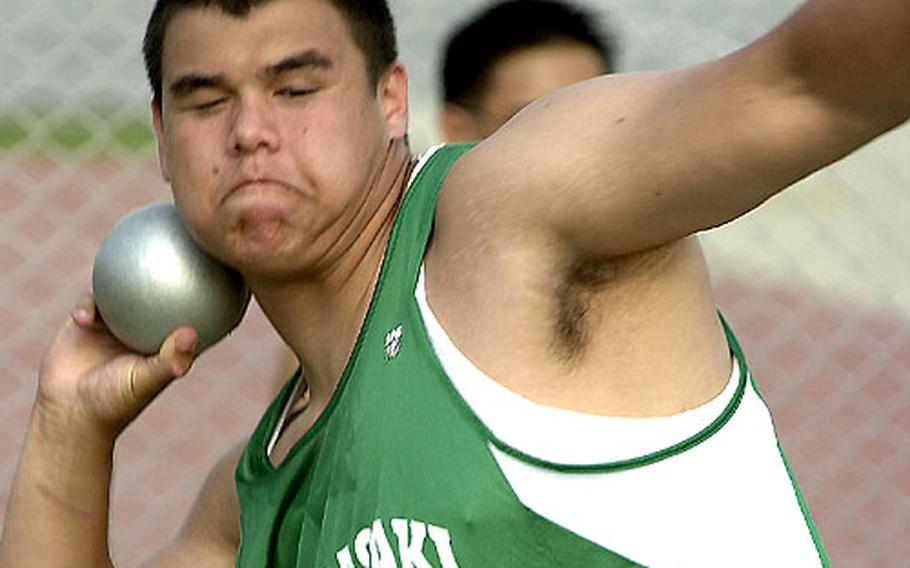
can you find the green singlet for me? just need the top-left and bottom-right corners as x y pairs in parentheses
(235, 144), (641, 566)
(235, 144), (828, 567)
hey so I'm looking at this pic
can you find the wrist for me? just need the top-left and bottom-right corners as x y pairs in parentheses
(19, 405), (115, 518)
(32, 386), (122, 448)
(26, 400), (117, 471)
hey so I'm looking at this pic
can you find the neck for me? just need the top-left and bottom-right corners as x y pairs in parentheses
(251, 140), (415, 404)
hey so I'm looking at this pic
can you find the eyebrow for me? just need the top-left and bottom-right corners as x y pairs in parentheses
(169, 73), (229, 99)
(263, 50), (333, 78)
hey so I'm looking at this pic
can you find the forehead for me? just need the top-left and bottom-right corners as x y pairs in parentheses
(161, 0), (358, 82)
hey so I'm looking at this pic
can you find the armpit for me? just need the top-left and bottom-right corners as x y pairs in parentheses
(552, 242), (682, 362)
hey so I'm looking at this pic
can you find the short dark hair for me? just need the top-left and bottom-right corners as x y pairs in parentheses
(441, 0), (615, 106)
(143, 0), (398, 106)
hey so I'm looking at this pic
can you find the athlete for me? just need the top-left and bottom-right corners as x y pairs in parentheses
(3, 0), (908, 566)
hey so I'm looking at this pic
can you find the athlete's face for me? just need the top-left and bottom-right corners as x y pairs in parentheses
(153, 0), (408, 278)
(441, 41), (605, 142)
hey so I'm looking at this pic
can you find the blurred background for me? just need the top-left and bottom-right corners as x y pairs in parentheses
(1, 0), (907, 565)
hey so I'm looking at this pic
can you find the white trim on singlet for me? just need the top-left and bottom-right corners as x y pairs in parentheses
(415, 267), (823, 567)
(409, 144), (443, 186)
(416, 266), (738, 464)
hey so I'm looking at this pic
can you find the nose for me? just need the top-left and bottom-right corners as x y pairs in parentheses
(228, 96), (280, 155)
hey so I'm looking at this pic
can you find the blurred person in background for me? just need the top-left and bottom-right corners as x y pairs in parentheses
(439, 0), (616, 142)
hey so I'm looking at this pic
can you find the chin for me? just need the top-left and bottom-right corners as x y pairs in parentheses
(217, 226), (287, 269)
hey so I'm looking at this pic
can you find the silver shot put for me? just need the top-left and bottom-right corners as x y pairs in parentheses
(92, 202), (250, 355)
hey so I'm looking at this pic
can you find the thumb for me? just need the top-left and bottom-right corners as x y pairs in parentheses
(125, 327), (198, 408)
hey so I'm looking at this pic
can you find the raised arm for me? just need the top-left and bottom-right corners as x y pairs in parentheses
(440, 0), (910, 258)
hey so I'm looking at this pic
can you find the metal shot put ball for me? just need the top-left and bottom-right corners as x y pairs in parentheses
(92, 203), (251, 355)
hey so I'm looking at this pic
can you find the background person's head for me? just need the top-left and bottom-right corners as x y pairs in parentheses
(143, 0), (398, 108)
(439, 0), (616, 142)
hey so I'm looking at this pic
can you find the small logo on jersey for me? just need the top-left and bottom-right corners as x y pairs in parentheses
(385, 325), (403, 360)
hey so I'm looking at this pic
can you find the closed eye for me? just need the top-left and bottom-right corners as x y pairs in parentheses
(194, 97), (228, 111)
(276, 87), (318, 98)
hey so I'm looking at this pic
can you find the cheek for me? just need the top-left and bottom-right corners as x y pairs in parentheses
(172, 125), (220, 172)
(167, 127), (221, 195)
(165, 127), (224, 239)
(296, 107), (379, 180)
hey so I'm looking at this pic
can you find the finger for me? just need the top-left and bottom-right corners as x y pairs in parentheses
(70, 294), (115, 338)
(124, 327), (198, 407)
(71, 294), (98, 327)
(163, 326), (199, 377)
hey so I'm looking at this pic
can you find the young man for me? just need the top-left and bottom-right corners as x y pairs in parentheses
(439, 0), (615, 141)
(2, 0), (908, 565)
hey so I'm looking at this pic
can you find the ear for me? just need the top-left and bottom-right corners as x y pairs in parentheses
(378, 62), (409, 141)
(439, 104), (481, 143)
(151, 98), (171, 183)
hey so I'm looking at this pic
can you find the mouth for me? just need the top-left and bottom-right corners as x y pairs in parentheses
(224, 177), (295, 201)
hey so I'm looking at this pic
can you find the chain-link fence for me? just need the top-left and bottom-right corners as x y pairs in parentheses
(1, 1), (907, 566)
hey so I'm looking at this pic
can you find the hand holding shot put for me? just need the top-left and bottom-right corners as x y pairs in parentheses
(40, 199), (249, 433)
(41, 293), (197, 436)
(2, 200), (249, 566)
